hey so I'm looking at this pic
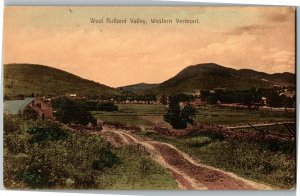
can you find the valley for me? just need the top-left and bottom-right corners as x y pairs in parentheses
(3, 62), (296, 190)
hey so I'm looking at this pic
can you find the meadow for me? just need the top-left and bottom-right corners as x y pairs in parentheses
(136, 130), (296, 189)
(92, 104), (167, 127)
(5, 103), (295, 189)
(93, 104), (295, 128)
(93, 103), (296, 189)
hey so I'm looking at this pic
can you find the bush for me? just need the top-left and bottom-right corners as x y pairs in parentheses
(19, 106), (39, 120)
(27, 121), (68, 143)
(97, 102), (118, 112)
(92, 148), (121, 170)
(4, 115), (28, 155)
(4, 134), (27, 154)
(21, 169), (50, 188)
(20, 143), (68, 188)
(4, 114), (176, 189)
(12, 133), (113, 189)
(52, 97), (97, 126)
(84, 100), (98, 111)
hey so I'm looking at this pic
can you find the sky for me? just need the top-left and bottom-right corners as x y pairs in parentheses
(4, 6), (295, 87)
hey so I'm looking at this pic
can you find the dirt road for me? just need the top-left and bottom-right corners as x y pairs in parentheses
(99, 126), (273, 190)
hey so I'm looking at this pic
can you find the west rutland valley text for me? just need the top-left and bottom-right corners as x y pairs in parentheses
(90, 17), (201, 25)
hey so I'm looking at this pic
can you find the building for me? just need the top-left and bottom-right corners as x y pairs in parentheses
(4, 97), (35, 114)
(4, 97), (54, 120)
(29, 98), (54, 119)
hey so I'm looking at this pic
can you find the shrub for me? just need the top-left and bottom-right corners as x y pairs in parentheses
(52, 97), (97, 126)
(21, 170), (49, 188)
(4, 114), (22, 134)
(20, 143), (67, 188)
(92, 148), (121, 170)
(97, 102), (118, 112)
(17, 134), (111, 188)
(19, 106), (39, 120)
(84, 100), (98, 111)
(27, 121), (68, 143)
(4, 115), (126, 189)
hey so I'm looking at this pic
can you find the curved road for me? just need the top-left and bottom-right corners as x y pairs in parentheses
(99, 126), (273, 190)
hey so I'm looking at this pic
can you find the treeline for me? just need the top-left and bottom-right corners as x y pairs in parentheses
(52, 97), (97, 126)
(81, 94), (158, 103)
(84, 101), (118, 112)
(159, 94), (195, 105)
(114, 94), (157, 103)
(200, 88), (295, 108)
(51, 97), (120, 126)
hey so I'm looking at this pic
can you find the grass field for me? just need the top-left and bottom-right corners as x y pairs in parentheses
(195, 106), (295, 126)
(98, 146), (177, 189)
(94, 103), (296, 189)
(136, 130), (296, 189)
(96, 102), (296, 189)
(93, 104), (295, 127)
(92, 104), (167, 127)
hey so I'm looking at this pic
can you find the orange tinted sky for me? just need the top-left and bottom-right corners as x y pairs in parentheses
(4, 6), (295, 87)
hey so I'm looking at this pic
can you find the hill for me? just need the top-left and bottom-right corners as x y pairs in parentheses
(118, 83), (159, 93)
(4, 64), (121, 96)
(144, 63), (295, 94)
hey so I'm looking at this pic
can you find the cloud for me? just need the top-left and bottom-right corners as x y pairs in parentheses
(180, 32), (295, 74)
(3, 6), (296, 87)
(263, 7), (295, 23)
(261, 50), (295, 72)
(228, 24), (272, 35)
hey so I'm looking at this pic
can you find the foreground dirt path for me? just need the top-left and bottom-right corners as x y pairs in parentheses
(100, 126), (273, 190)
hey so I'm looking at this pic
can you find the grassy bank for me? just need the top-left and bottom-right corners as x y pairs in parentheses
(4, 114), (177, 189)
(137, 130), (296, 189)
(98, 146), (177, 189)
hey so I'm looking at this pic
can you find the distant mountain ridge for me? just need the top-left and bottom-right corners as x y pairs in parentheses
(4, 63), (295, 97)
(4, 64), (121, 96)
(118, 83), (159, 93)
(137, 63), (295, 94)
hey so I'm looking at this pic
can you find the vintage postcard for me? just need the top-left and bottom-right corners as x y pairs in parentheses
(3, 6), (296, 190)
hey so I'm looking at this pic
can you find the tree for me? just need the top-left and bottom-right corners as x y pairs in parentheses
(160, 95), (168, 105)
(181, 104), (197, 125)
(19, 106), (39, 120)
(163, 96), (196, 129)
(97, 102), (118, 112)
(266, 91), (283, 107)
(52, 97), (97, 126)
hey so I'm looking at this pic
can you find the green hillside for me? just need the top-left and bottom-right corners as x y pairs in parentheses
(4, 64), (121, 96)
(4, 63), (295, 97)
(145, 63), (295, 94)
(118, 83), (159, 93)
